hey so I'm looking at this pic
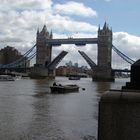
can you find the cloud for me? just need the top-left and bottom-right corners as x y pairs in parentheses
(104, 0), (112, 2)
(112, 32), (140, 69)
(55, 31), (140, 68)
(54, 31), (140, 68)
(52, 44), (97, 67)
(113, 32), (140, 60)
(0, 0), (139, 68)
(53, 1), (97, 17)
(0, 0), (52, 11)
(0, 0), (97, 52)
(52, 32), (97, 67)
(0, 0), (53, 51)
(49, 14), (98, 33)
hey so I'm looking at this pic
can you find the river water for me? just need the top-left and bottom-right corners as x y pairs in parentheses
(0, 77), (129, 140)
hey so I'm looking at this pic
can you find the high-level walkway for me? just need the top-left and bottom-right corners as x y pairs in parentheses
(46, 38), (98, 46)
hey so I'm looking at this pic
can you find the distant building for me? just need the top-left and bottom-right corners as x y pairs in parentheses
(56, 66), (67, 76)
(56, 65), (92, 77)
(0, 46), (30, 67)
(66, 61), (73, 67)
(74, 62), (78, 68)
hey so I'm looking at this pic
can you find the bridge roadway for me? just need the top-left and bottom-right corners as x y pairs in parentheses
(45, 38), (98, 46)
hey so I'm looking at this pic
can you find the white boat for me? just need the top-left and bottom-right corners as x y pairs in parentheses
(0, 75), (15, 81)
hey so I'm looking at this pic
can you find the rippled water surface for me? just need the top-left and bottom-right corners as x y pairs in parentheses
(0, 77), (129, 140)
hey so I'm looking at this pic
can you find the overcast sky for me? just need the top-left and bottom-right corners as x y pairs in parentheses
(0, 0), (140, 69)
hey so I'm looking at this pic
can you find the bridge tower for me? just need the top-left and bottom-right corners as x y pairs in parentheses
(93, 22), (114, 81)
(29, 25), (68, 79)
(36, 25), (52, 66)
(30, 25), (54, 78)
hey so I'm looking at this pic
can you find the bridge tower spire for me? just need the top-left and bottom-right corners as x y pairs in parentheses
(93, 22), (114, 81)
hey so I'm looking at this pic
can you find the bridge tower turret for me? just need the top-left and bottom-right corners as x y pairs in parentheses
(36, 25), (52, 66)
(93, 22), (114, 81)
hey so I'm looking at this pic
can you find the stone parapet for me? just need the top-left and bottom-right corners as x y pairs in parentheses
(98, 90), (140, 140)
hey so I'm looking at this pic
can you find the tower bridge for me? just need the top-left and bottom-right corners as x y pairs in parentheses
(30, 22), (115, 81)
(1, 22), (134, 81)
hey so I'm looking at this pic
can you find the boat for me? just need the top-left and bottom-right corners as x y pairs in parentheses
(68, 76), (80, 80)
(0, 75), (15, 81)
(50, 84), (79, 93)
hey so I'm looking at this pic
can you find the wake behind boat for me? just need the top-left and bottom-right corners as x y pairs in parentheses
(50, 83), (79, 93)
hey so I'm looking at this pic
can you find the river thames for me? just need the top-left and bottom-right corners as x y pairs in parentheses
(0, 77), (129, 140)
